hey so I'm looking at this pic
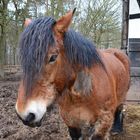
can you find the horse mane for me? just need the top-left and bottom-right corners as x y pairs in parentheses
(19, 17), (56, 94)
(19, 17), (104, 95)
(64, 29), (103, 68)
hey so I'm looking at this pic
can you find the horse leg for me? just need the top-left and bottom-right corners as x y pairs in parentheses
(111, 104), (124, 135)
(68, 127), (82, 140)
(91, 111), (113, 140)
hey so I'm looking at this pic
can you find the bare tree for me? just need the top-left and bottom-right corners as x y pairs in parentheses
(0, 0), (122, 76)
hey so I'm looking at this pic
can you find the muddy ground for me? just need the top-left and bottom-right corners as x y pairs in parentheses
(0, 77), (140, 140)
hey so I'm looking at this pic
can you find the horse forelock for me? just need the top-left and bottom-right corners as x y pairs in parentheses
(19, 17), (56, 95)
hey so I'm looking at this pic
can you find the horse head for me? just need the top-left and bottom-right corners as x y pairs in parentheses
(16, 9), (76, 127)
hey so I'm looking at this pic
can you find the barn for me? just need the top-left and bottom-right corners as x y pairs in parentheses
(128, 0), (140, 76)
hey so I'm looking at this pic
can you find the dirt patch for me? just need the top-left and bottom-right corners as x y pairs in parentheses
(0, 81), (140, 140)
(0, 83), (68, 140)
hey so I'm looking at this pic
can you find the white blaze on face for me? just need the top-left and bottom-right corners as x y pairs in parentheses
(25, 100), (47, 122)
(25, 91), (56, 122)
(16, 83), (56, 123)
(16, 100), (46, 122)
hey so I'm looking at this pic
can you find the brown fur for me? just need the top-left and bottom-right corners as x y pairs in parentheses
(16, 10), (130, 140)
(58, 48), (130, 139)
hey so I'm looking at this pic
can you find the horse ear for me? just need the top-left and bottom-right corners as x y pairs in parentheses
(54, 8), (76, 35)
(24, 18), (32, 27)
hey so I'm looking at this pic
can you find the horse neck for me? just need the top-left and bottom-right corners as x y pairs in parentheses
(57, 67), (93, 105)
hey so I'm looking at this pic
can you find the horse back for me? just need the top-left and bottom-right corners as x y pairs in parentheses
(103, 48), (130, 72)
(101, 48), (130, 105)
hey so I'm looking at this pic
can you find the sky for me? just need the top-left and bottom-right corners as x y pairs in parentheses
(129, 0), (140, 38)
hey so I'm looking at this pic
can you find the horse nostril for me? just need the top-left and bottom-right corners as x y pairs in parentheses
(25, 113), (35, 123)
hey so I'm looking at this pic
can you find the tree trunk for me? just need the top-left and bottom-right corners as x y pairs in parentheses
(0, 0), (9, 77)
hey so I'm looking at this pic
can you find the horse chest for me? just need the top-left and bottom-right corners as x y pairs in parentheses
(59, 105), (95, 127)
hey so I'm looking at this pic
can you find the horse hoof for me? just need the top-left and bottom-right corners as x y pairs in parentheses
(91, 135), (103, 140)
(111, 129), (123, 136)
(111, 131), (122, 136)
(111, 131), (119, 136)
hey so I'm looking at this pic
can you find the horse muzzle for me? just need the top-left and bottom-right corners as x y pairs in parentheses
(16, 112), (42, 128)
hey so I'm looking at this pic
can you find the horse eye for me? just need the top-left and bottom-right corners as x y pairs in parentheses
(49, 55), (58, 63)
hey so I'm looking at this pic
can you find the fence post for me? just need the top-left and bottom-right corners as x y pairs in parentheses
(121, 0), (130, 54)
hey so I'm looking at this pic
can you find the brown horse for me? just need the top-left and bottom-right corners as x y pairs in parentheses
(15, 9), (130, 140)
